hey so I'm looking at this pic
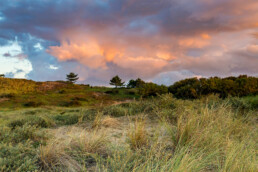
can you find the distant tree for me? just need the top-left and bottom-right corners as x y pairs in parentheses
(127, 79), (136, 88)
(139, 82), (168, 97)
(110, 75), (125, 88)
(127, 78), (145, 88)
(168, 75), (258, 99)
(135, 78), (145, 88)
(0, 74), (5, 78)
(66, 72), (79, 83)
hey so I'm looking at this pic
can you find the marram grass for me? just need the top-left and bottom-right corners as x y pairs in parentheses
(0, 95), (257, 171)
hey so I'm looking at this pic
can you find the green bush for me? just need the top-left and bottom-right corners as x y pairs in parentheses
(0, 142), (38, 171)
(53, 114), (79, 125)
(103, 105), (128, 117)
(8, 115), (55, 129)
(168, 75), (258, 99)
(60, 100), (82, 107)
(0, 125), (46, 145)
(105, 89), (119, 94)
(139, 83), (168, 97)
(58, 89), (66, 94)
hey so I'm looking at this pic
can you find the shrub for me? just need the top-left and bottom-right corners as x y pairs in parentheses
(139, 83), (168, 97)
(229, 97), (252, 110)
(8, 115), (55, 129)
(0, 93), (15, 98)
(126, 89), (138, 95)
(103, 105), (128, 117)
(24, 101), (43, 107)
(60, 100), (82, 107)
(58, 89), (66, 94)
(168, 75), (258, 99)
(0, 141), (38, 171)
(0, 125), (46, 145)
(53, 114), (79, 125)
(105, 89), (119, 94)
(72, 96), (87, 101)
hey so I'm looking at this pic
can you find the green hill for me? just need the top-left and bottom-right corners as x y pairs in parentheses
(0, 78), (139, 110)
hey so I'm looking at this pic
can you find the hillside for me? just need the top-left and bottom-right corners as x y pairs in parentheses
(0, 78), (139, 110)
(0, 94), (257, 171)
(0, 77), (257, 171)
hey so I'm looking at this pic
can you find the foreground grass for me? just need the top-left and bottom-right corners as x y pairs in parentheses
(0, 95), (257, 171)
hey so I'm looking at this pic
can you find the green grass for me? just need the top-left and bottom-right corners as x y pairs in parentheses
(0, 91), (257, 171)
(0, 78), (140, 110)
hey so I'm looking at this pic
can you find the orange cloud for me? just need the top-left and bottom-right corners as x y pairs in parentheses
(247, 44), (258, 54)
(179, 37), (210, 49)
(201, 33), (211, 39)
(47, 40), (106, 69)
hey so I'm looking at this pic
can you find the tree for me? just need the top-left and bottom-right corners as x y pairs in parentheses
(139, 82), (168, 97)
(127, 78), (145, 88)
(135, 78), (145, 88)
(66, 72), (79, 83)
(110, 75), (125, 88)
(127, 79), (137, 88)
(0, 74), (5, 78)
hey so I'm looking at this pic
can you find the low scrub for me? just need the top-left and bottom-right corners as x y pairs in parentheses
(24, 101), (44, 107)
(60, 100), (82, 107)
(8, 115), (56, 129)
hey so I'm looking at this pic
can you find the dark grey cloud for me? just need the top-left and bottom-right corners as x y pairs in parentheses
(0, 0), (257, 85)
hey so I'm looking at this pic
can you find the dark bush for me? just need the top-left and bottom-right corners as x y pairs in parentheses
(24, 101), (43, 107)
(105, 89), (119, 94)
(168, 75), (258, 99)
(139, 83), (168, 97)
(60, 100), (82, 107)
(0, 93), (15, 98)
(72, 96), (87, 101)
(53, 114), (79, 125)
(58, 89), (66, 94)
(127, 89), (137, 95)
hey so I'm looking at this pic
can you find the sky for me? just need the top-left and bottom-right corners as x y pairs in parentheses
(0, 0), (257, 85)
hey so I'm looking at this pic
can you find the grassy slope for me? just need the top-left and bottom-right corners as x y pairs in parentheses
(0, 78), (139, 110)
(0, 94), (257, 171)
(0, 78), (257, 171)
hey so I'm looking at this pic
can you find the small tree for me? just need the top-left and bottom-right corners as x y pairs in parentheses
(127, 79), (137, 88)
(110, 75), (125, 88)
(127, 78), (145, 88)
(0, 74), (5, 78)
(66, 72), (79, 83)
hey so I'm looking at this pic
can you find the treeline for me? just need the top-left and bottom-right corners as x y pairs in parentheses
(125, 75), (258, 99)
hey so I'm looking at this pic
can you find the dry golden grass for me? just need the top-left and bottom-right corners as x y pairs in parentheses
(69, 130), (109, 155)
(127, 117), (149, 150)
(91, 112), (103, 129)
(39, 141), (81, 172)
(39, 126), (109, 171)
(92, 112), (120, 129)
(101, 116), (120, 128)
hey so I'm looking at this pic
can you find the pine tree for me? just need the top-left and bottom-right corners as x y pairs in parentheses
(66, 72), (79, 83)
(110, 75), (125, 88)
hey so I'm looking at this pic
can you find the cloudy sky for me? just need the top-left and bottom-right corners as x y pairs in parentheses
(0, 0), (257, 85)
